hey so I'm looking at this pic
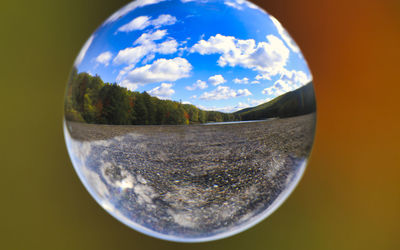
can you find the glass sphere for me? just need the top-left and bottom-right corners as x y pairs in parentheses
(64, 0), (316, 242)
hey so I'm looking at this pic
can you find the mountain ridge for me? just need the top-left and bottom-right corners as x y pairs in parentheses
(234, 82), (316, 120)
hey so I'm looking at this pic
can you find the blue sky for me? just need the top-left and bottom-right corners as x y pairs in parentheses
(74, 0), (312, 112)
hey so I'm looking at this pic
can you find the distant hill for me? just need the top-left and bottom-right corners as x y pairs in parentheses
(235, 82), (316, 120)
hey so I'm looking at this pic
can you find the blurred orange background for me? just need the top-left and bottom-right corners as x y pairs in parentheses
(0, 0), (399, 249)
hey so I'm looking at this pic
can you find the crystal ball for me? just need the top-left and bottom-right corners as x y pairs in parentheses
(64, 0), (316, 242)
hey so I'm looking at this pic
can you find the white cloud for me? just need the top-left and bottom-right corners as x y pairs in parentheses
(186, 80), (208, 91)
(233, 78), (260, 84)
(270, 15), (300, 53)
(177, 46), (187, 55)
(181, 0), (208, 2)
(114, 30), (181, 86)
(224, 1), (243, 10)
(119, 79), (139, 91)
(208, 74), (226, 86)
(255, 74), (266, 80)
(224, 0), (260, 11)
(157, 39), (178, 54)
(95, 51), (113, 66)
(113, 30), (177, 66)
(199, 96), (273, 113)
(197, 104), (233, 113)
(200, 86), (236, 100)
(200, 86), (251, 100)
(191, 34), (290, 80)
(113, 44), (153, 66)
(104, 0), (167, 24)
(116, 64), (135, 82)
(235, 102), (251, 110)
(248, 98), (270, 106)
(134, 29), (167, 44)
(74, 35), (94, 66)
(123, 57), (192, 85)
(218, 98), (272, 112)
(262, 69), (311, 96)
(151, 14), (177, 28)
(201, 97), (273, 113)
(117, 14), (177, 33)
(237, 89), (252, 96)
(198, 102), (250, 113)
(233, 77), (249, 84)
(262, 80), (292, 96)
(118, 16), (151, 32)
(148, 83), (175, 99)
(142, 54), (156, 64)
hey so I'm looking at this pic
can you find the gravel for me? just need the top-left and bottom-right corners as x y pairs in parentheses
(65, 113), (316, 239)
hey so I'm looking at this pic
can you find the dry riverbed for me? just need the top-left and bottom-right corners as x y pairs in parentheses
(65, 113), (316, 239)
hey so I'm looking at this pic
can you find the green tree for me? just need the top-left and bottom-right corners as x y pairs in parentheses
(97, 84), (131, 125)
(133, 94), (148, 125)
(143, 92), (156, 125)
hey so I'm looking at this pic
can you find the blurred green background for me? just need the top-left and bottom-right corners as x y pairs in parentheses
(1, 0), (399, 249)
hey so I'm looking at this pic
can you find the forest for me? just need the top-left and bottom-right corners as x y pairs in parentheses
(65, 68), (239, 125)
(65, 68), (315, 125)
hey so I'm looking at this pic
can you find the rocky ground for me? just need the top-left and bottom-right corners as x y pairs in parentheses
(65, 113), (316, 239)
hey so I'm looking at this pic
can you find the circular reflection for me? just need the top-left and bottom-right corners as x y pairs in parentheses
(64, 0), (316, 242)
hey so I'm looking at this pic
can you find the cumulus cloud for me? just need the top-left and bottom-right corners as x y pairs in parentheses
(104, 0), (167, 24)
(95, 51), (113, 66)
(74, 35), (94, 66)
(200, 86), (251, 100)
(199, 96), (273, 113)
(186, 80), (208, 91)
(134, 29), (167, 44)
(157, 39), (178, 54)
(181, 0), (208, 2)
(117, 14), (177, 33)
(233, 77), (249, 84)
(270, 15), (300, 53)
(148, 83), (175, 99)
(224, 0), (260, 11)
(237, 89), (252, 96)
(123, 57), (192, 85)
(216, 98), (272, 112)
(224, 1), (242, 10)
(113, 30), (177, 66)
(191, 34), (290, 80)
(233, 78), (260, 84)
(199, 101), (251, 113)
(113, 44), (153, 66)
(118, 78), (139, 91)
(262, 69), (311, 96)
(248, 97), (271, 106)
(118, 16), (151, 32)
(262, 80), (292, 96)
(151, 14), (178, 28)
(208, 74), (226, 86)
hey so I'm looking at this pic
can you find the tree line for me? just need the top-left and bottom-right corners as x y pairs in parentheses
(65, 69), (240, 125)
(65, 69), (315, 125)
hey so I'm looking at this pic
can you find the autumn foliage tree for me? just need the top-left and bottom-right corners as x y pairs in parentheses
(64, 69), (237, 125)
